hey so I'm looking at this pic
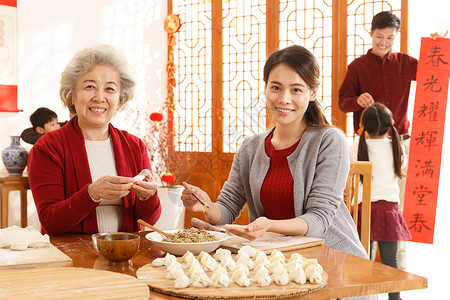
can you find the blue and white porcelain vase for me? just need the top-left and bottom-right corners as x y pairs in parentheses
(1, 136), (28, 176)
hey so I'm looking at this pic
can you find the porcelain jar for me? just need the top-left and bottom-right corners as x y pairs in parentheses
(1, 136), (28, 176)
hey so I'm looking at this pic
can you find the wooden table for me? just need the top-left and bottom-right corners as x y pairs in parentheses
(0, 175), (30, 228)
(50, 232), (427, 299)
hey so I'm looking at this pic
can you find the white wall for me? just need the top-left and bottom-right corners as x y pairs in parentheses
(0, 0), (167, 229)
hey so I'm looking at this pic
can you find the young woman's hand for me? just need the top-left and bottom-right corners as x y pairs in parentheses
(180, 182), (212, 212)
(223, 217), (270, 241)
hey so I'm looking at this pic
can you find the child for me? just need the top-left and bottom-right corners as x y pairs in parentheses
(20, 107), (62, 144)
(350, 103), (411, 300)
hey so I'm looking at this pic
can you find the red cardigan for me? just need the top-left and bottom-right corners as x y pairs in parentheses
(28, 117), (161, 234)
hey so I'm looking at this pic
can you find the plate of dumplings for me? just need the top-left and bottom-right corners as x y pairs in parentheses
(136, 245), (327, 299)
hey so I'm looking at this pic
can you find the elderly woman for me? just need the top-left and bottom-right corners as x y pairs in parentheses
(28, 45), (161, 234)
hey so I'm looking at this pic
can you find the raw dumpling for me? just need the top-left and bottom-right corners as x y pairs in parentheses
(167, 266), (184, 279)
(174, 273), (190, 289)
(255, 267), (271, 287)
(253, 264), (269, 275)
(182, 251), (195, 265)
(211, 266), (230, 288)
(187, 259), (202, 274)
(192, 272), (210, 287)
(288, 253), (305, 264)
(231, 267), (250, 287)
(289, 265), (306, 285)
(214, 248), (232, 261)
(269, 249), (285, 263)
(167, 261), (182, 271)
(305, 264), (322, 284)
(302, 259), (323, 272)
(188, 262), (206, 279)
(233, 263), (250, 276)
(237, 245), (257, 258)
(254, 251), (270, 269)
(285, 260), (302, 274)
(151, 257), (165, 267)
(198, 251), (210, 262)
(202, 255), (219, 272)
(163, 253), (177, 266)
(219, 254), (236, 271)
(236, 252), (255, 270)
(268, 259), (285, 274)
(271, 268), (290, 285)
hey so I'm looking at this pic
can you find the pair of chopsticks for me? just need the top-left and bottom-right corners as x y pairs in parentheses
(181, 182), (210, 211)
(192, 193), (210, 211)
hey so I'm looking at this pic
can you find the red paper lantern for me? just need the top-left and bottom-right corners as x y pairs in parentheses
(164, 14), (182, 34)
(149, 112), (163, 122)
(161, 172), (176, 184)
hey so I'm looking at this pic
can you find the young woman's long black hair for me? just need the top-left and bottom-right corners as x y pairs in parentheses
(358, 103), (403, 178)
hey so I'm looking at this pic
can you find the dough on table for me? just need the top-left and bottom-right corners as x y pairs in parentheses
(0, 226), (50, 251)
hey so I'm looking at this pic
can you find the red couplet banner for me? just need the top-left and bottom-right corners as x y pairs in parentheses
(0, 0), (17, 112)
(403, 37), (450, 244)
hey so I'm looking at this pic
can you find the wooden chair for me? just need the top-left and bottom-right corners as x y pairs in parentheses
(343, 161), (373, 255)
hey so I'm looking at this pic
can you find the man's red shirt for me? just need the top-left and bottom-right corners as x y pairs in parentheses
(339, 49), (418, 134)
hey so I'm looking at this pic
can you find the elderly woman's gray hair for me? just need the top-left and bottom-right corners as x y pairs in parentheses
(60, 45), (135, 115)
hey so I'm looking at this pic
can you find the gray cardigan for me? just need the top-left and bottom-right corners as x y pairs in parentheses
(216, 126), (368, 259)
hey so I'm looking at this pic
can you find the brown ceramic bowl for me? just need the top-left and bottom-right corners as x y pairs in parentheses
(92, 232), (140, 264)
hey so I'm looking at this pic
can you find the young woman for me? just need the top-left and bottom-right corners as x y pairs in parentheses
(351, 103), (411, 300)
(182, 45), (368, 260)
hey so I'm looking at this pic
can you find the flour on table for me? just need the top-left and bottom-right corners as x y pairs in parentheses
(0, 226), (50, 251)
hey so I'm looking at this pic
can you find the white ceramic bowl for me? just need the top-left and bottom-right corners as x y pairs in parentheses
(145, 229), (229, 256)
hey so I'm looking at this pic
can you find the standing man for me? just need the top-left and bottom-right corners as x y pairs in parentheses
(339, 11), (417, 138)
(339, 11), (417, 283)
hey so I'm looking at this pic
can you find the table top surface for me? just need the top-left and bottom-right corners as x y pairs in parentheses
(49, 232), (427, 299)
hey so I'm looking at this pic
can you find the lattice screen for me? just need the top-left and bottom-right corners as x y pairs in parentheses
(172, 1), (212, 152)
(171, 0), (403, 153)
(222, 1), (267, 153)
(279, 0), (334, 123)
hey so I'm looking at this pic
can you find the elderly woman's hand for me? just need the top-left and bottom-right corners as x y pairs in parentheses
(88, 175), (135, 201)
(130, 169), (158, 201)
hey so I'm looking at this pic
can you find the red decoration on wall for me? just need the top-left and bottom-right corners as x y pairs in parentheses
(0, 0), (18, 112)
(403, 37), (450, 244)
